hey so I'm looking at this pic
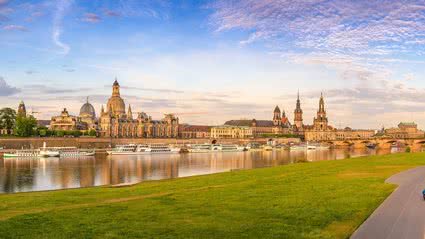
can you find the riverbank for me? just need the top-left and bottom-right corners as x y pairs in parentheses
(0, 137), (301, 149)
(0, 152), (424, 238)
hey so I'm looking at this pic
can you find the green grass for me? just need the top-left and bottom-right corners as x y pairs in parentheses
(1, 153), (425, 239)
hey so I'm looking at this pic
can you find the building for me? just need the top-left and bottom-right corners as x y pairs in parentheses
(210, 125), (253, 139)
(304, 93), (375, 141)
(334, 127), (375, 140)
(99, 79), (179, 138)
(50, 108), (85, 131)
(224, 106), (292, 137)
(79, 97), (98, 131)
(17, 101), (26, 118)
(293, 92), (303, 131)
(385, 122), (425, 139)
(179, 125), (211, 138)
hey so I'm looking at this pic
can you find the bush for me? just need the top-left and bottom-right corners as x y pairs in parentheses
(405, 147), (411, 153)
(56, 130), (65, 137)
(88, 129), (97, 137)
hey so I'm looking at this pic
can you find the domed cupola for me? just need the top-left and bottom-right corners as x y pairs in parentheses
(107, 78), (126, 116)
(80, 97), (96, 119)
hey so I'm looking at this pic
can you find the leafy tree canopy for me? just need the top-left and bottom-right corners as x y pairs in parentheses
(0, 108), (17, 132)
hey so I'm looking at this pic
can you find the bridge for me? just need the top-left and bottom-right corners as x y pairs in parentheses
(324, 138), (425, 149)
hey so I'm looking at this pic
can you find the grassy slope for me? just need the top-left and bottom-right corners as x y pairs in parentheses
(0, 153), (424, 239)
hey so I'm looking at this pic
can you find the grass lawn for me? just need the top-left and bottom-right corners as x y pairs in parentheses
(1, 152), (425, 239)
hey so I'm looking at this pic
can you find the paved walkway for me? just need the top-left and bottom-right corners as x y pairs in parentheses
(351, 166), (425, 239)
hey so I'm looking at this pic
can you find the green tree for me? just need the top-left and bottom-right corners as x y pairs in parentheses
(14, 115), (37, 137)
(72, 130), (82, 137)
(56, 130), (65, 137)
(0, 108), (17, 134)
(37, 126), (48, 137)
(88, 129), (97, 137)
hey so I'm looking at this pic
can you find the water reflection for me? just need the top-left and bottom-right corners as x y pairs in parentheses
(0, 148), (403, 193)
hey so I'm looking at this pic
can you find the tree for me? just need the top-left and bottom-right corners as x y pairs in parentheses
(14, 115), (37, 137)
(0, 108), (17, 134)
(88, 129), (97, 137)
(55, 130), (65, 137)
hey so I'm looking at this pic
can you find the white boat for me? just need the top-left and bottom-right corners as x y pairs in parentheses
(39, 142), (61, 158)
(187, 144), (213, 153)
(3, 149), (41, 158)
(290, 145), (307, 151)
(107, 144), (181, 155)
(307, 145), (317, 150)
(262, 145), (273, 151)
(187, 144), (246, 153)
(212, 144), (245, 152)
(54, 147), (95, 157)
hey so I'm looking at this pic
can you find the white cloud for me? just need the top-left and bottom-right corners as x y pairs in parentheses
(52, 0), (73, 55)
(81, 13), (101, 23)
(3, 25), (27, 31)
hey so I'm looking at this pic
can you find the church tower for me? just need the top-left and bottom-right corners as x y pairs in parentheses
(313, 93), (328, 131)
(112, 78), (120, 96)
(294, 92), (303, 129)
(17, 101), (26, 118)
(273, 105), (281, 126)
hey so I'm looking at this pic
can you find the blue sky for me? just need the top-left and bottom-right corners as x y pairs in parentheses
(0, 0), (425, 128)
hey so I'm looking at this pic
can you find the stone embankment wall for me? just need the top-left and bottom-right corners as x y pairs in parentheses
(0, 137), (301, 149)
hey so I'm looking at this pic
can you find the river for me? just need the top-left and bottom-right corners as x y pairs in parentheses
(0, 148), (405, 193)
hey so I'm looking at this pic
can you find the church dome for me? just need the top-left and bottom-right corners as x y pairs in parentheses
(80, 98), (96, 118)
(107, 96), (126, 116)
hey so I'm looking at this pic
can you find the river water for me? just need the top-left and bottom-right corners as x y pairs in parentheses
(0, 148), (404, 193)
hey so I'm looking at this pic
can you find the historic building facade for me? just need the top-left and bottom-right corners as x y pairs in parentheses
(99, 79), (179, 138)
(179, 125), (211, 138)
(384, 122), (425, 139)
(303, 94), (375, 141)
(49, 98), (98, 132)
(79, 97), (97, 131)
(224, 105), (292, 137)
(293, 92), (303, 132)
(50, 108), (85, 131)
(210, 125), (253, 139)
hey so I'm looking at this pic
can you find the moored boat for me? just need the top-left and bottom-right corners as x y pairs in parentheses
(107, 144), (181, 155)
(39, 142), (60, 157)
(187, 144), (213, 153)
(3, 149), (41, 158)
(290, 144), (307, 151)
(187, 144), (246, 153)
(219, 144), (246, 152)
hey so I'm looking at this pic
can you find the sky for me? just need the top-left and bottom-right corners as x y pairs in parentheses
(0, 0), (424, 129)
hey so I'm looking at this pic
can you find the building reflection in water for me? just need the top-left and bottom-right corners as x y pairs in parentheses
(0, 148), (402, 193)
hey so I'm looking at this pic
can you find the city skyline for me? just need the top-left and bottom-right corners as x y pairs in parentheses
(1, 0), (425, 128)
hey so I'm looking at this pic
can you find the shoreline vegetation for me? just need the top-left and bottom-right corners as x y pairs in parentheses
(0, 153), (424, 238)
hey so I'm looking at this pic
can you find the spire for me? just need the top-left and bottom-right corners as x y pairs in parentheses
(319, 92), (325, 113)
(274, 105), (280, 113)
(86, 96), (89, 103)
(128, 104), (133, 119)
(295, 91), (302, 113)
(101, 105), (104, 114)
